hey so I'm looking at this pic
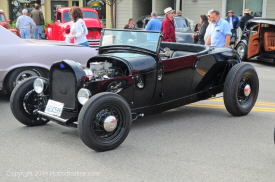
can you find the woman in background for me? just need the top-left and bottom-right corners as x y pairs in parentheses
(65, 6), (89, 47)
(124, 18), (135, 29)
(192, 15), (209, 45)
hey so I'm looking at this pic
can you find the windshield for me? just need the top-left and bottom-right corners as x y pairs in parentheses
(101, 29), (161, 52)
(64, 11), (98, 22)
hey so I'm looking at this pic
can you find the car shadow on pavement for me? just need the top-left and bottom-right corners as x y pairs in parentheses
(243, 58), (275, 67)
(131, 105), (231, 131)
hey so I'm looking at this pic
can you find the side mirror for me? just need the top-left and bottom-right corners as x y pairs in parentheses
(7, 20), (10, 22)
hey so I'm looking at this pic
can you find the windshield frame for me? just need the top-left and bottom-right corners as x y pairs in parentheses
(100, 29), (162, 54)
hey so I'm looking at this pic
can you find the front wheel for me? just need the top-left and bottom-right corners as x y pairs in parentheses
(224, 63), (259, 116)
(10, 77), (49, 126)
(78, 92), (132, 152)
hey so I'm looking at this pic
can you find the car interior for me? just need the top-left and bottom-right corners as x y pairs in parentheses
(261, 25), (275, 52)
(160, 42), (209, 59)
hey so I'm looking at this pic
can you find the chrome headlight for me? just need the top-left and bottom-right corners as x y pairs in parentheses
(77, 88), (91, 105)
(33, 78), (46, 94)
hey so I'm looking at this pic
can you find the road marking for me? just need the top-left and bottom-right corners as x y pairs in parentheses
(186, 98), (275, 113)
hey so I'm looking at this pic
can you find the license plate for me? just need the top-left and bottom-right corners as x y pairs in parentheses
(45, 100), (64, 117)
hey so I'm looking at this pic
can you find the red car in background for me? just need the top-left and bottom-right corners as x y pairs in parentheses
(0, 9), (20, 37)
(45, 7), (102, 50)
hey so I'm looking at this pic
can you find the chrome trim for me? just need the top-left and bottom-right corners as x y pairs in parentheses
(37, 110), (67, 123)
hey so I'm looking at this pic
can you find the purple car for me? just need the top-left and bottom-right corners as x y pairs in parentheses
(0, 25), (97, 94)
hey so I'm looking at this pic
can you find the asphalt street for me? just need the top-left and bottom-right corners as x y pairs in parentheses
(0, 60), (275, 182)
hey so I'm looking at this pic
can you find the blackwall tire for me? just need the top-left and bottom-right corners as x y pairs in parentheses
(5, 67), (46, 94)
(78, 92), (132, 152)
(224, 63), (259, 116)
(235, 42), (248, 61)
(10, 77), (49, 126)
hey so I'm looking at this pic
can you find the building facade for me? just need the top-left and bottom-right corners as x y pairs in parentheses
(1, 0), (274, 29)
(0, 0), (106, 25)
(115, 0), (275, 29)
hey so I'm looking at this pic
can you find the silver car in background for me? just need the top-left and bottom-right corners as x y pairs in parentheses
(135, 15), (194, 43)
(0, 26), (97, 94)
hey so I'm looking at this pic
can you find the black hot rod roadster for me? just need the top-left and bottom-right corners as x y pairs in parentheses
(10, 29), (259, 151)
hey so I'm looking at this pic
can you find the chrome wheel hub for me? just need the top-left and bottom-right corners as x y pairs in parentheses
(244, 84), (251, 97)
(103, 116), (118, 132)
(237, 46), (244, 58)
(15, 70), (39, 86)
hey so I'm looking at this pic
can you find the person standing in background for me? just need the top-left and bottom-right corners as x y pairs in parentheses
(145, 11), (162, 31)
(30, 5), (44, 39)
(145, 11), (162, 41)
(205, 10), (231, 47)
(124, 18), (135, 29)
(239, 9), (254, 31)
(161, 7), (176, 42)
(225, 10), (239, 45)
(176, 10), (182, 16)
(204, 9), (214, 43)
(192, 15), (209, 45)
(65, 6), (89, 46)
(16, 9), (36, 39)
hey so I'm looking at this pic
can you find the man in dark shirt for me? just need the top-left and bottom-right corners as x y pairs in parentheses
(239, 9), (254, 31)
(30, 5), (44, 39)
(161, 7), (176, 42)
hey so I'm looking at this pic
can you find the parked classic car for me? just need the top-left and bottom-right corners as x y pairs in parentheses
(10, 29), (259, 152)
(235, 19), (275, 63)
(45, 7), (103, 50)
(0, 25), (97, 94)
(0, 9), (20, 36)
(135, 15), (193, 43)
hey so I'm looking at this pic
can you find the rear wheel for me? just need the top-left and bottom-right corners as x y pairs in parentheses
(5, 67), (46, 94)
(10, 77), (49, 126)
(224, 63), (259, 116)
(235, 42), (248, 61)
(78, 92), (132, 152)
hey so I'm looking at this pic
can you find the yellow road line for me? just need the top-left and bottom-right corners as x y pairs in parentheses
(207, 98), (275, 107)
(186, 103), (275, 112)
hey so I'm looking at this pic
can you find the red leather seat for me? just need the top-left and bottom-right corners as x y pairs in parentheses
(264, 32), (275, 51)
